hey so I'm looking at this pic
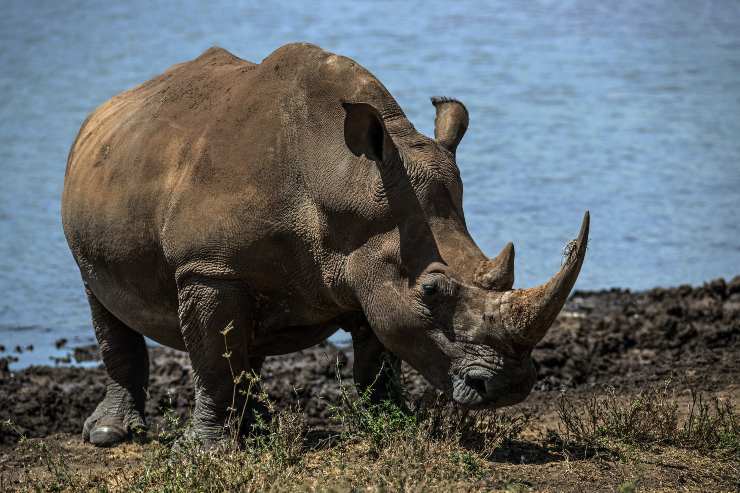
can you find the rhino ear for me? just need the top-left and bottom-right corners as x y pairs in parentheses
(431, 96), (469, 154)
(343, 102), (393, 162)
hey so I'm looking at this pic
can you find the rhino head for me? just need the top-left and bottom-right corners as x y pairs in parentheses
(343, 97), (589, 408)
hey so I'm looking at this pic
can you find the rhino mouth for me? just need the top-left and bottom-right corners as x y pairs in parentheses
(450, 360), (536, 409)
(450, 365), (497, 407)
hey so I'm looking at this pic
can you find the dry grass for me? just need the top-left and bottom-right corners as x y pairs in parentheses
(4, 379), (739, 492)
(555, 382), (739, 459)
(5, 374), (529, 492)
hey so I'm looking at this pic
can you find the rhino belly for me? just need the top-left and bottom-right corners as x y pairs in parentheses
(72, 235), (184, 350)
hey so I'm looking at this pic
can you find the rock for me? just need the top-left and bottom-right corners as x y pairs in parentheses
(728, 275), (740, 295)
(533, 276), (740, 391)
(706, 278), (727, 298)
(73, 345), (100, 363)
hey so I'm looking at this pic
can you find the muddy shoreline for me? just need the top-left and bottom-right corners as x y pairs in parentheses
(1, 277), (739, 445)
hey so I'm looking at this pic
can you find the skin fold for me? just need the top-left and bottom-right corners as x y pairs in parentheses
(62, 43), (588, 447)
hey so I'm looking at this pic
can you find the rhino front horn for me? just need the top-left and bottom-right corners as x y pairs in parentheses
(504, 211), (589, 346)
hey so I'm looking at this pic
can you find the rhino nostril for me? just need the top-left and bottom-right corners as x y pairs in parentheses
(465, 375), (487, 395)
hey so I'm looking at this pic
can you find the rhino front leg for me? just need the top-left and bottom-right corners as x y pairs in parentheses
(350, 324), (405, 406)
(83, 287), (148, 447)
(177, 277), (258, 446)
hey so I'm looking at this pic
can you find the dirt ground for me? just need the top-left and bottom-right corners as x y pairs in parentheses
(1, 276), (739, 491)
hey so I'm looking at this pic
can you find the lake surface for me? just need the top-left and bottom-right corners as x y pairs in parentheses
(1, 0), (739, 367)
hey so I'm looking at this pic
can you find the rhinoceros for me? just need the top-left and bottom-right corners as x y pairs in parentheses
(62, 43), (588, 447)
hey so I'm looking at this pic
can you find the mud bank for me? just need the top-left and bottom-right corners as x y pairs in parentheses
(1, 277), (738, 444)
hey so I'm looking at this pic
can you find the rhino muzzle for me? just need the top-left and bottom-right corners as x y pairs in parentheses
(451, 359), (537, 407)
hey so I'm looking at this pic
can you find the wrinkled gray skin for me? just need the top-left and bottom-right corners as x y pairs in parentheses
(62, 43), (589, 447)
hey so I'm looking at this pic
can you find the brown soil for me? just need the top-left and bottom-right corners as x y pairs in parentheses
(1, 276), (739, 491)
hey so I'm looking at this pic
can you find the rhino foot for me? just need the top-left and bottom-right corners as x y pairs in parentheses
(85, 417), (129, 447)
(82, 394), (147, 447)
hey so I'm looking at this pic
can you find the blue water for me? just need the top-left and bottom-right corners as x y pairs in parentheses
(1, 1), (739, 367)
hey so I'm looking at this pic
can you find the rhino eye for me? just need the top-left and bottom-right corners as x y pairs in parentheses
(421, 283), (438, 296)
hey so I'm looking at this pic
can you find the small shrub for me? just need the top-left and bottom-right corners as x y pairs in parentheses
(557, 383), (679, 448)
(617, 479), (638, 493)
(680, 389), (739, 457)
(449, 450), (485, 477)
(556, 382), (739, 457)
(248, 407), (307, 467)
(417, 396), (528, 458)
(327, 358), (419, 454)
(329, 380), (418, 454)
(502, 479), (533, 492)
(154, 391), (187, 445)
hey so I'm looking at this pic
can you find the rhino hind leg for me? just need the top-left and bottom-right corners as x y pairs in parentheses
(350, 325), (405, 408)
(83, 288), (149, 447)
(177, 277), (260, 446)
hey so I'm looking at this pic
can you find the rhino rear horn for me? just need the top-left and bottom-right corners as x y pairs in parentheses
(475, 242), (515, 291)
(431, 96), (469, 154)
